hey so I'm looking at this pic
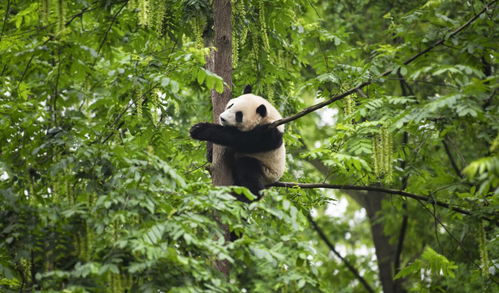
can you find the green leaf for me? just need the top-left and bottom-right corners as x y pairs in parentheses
(215, 80), (224, 93)
(197, 69), (206, 85)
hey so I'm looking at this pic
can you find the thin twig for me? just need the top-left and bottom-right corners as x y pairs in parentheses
(442, 138), (463, 178)
(269, 0), (496, 128)
(2, 1), (103, 39)
(64, 5), (99, 26)
(388, 77), (457, 88)
(307, 214), (375, 293)
(14, 38), (51, 94)
(0, 0), (10, 41)
(393, 127), (409, 291)
(413, 197), (491, 278)
(95, 101), (134, 145)
(271, 182), (498, 225)
(96, 1), (128, 57)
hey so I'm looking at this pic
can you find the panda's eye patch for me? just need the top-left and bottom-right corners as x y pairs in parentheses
(235, 111), (243, 123)
(227, 104), (234, 109)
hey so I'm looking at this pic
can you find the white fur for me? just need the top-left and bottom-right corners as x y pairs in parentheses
(219, 94), (286, 183)
(220, 94), (285, 133)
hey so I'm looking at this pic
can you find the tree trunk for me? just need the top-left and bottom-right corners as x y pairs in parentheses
(210, 0), (233, 188)
(209, 0), (232, 276)
(357, 191), (402, 293)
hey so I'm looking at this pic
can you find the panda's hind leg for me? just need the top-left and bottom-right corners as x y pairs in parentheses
(232, 157), (265, 202)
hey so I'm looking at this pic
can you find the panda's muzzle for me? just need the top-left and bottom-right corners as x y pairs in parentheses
(220, 116), (231, 126)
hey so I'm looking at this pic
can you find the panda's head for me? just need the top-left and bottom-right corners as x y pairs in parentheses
(219, 94), (284, 132)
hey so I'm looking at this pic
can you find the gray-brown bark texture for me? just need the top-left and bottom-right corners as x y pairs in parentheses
(210, 0), (232, 276)
(210, 0), (233, 188)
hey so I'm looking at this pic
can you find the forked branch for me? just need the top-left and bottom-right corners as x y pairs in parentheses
(307, 214), (375, 293)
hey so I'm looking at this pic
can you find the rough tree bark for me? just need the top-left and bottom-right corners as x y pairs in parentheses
(209, 0), (233, 276)
(208, 0), (233, 187)
(356, 192), (402, 293)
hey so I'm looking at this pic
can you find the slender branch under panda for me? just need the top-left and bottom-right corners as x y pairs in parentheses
(307, 214), (376, 293)
(271, 182), (498, 225)
(268, 0), (496, 128)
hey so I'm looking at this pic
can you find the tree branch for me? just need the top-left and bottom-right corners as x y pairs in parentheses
(15, 38), (52, 94)
(269, 0), (496, 128)
(442, 138), (463, 179)
(64, 5), (99, 27)
(96, 1), (128, 57)
(3, 1), (104, 39)
(271, 182), (498, 225)
(307, 214), (375, 293)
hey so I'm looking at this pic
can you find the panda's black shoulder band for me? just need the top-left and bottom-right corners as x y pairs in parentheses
(239, 125), (283, 153)
(190, 122), (282, 153)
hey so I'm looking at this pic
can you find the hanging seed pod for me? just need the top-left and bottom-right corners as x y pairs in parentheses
(379, 126), (393, 183)
(136, 91), (143, 119)
(266, 83), (274, 103)
(128, 0), (139, 10)
(152, 89), (162, 125)
(151, 0), (166, 33)
(478, 221), (489, 277)
(232, 33), (239, 68)
(56, 0), (65, 32)
(237, 0), (248, 53)
(259, 0), (270, 52)
(231, 6), (238, 67)
(251, 33), (259, 61)
(344, 96), (352, 116)
(193, 18), (203, 48)
(138, 0), (150, 27)
(40, 0), (50, 25)
(372, 133), (382, 177)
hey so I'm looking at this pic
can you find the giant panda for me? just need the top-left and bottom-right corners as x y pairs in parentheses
(189, 87), (285, 202)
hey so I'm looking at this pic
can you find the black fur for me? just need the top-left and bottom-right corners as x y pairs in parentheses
(190, 122), (283, 201)
(235, 111), (243, 122)
(232, 157), (265, 202)
(190, 123), (283, 153)
(243, 85), (252, 94)
(256, 104), (267, 117)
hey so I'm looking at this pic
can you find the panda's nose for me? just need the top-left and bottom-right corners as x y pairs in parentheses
(220, 117), (226, 123)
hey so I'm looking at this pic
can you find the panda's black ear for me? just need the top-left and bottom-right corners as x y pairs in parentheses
(256, 104), (267, 117)
(243, 85), (252, 94)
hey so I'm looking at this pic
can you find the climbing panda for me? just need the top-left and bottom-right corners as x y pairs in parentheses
(189, 87), (285, 202)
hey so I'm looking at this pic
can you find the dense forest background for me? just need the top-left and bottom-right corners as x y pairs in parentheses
(0, 0), (498, 292)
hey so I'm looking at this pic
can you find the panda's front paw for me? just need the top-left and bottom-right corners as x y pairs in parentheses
(190, 122), (213, 140)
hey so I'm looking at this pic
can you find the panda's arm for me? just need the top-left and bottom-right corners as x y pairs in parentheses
(190, 123), (283, 153)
